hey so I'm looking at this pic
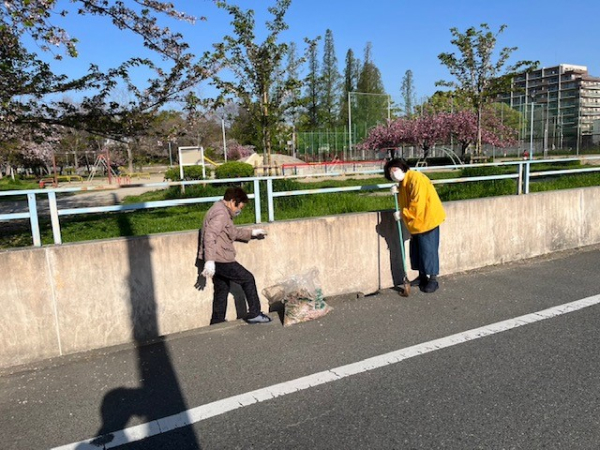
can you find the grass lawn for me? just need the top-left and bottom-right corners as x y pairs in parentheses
(1, 162), (599, 248)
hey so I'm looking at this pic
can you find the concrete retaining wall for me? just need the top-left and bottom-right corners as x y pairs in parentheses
(2, 186), (600, 370)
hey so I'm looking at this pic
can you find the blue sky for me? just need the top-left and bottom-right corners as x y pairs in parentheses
(38, 0), (600, 105)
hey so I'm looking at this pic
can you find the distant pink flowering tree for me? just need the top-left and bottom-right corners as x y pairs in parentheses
(448, 109), (517, 155)
(406, 113), (451, 159)
(360, 114), (451, 159)
(227, 142), (255, 160)
(359, 108), (518, 158)
(358, 119), (405, 152)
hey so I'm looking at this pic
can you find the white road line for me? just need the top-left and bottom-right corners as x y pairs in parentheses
(52, 293), (600, 450)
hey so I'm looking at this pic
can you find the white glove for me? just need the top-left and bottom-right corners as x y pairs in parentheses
(252, 228), (267, 237)
(201, 260), (215, 278)
(393, 211), (401, 222)
(390, 185), (399, 195)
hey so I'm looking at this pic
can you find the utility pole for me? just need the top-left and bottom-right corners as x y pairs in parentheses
(544, 104), (549, 157)
(347, 92), (352, 161)
(387, 95), (391, 121)
(52, 150), (58, 187)
(529, 101), (535, 159)
(576, 100), (581, 155)
(221, 118), (228, 162)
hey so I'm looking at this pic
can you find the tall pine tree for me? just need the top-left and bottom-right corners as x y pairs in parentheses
(339, 49), (360, 127)
(400, 69), (416, 117)
(283, 42), (303, 126)
(354, 43), (388, 141)
(302, 40), (321, 131)
(319, 29), (341, 130)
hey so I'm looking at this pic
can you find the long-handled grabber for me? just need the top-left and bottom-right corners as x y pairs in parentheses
(392, 188), (410, 297)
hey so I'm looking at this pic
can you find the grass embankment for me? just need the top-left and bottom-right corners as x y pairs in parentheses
(1, 160), (599, 248)
(0, 178), (40, 200)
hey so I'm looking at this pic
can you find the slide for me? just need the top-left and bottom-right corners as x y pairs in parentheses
(203, 155), (221, 166)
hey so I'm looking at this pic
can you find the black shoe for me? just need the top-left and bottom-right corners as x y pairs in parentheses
(421, 279), (439, 293)
(410, 274), (428, 287)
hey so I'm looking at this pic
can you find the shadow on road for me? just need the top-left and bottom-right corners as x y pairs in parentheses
(79, 209), (202, 449)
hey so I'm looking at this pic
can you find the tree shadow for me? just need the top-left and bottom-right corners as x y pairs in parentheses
(80, 206), (202, 449)
(376, 211), (410, 289)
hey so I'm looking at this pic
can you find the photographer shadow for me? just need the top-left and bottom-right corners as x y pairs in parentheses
(80, 207), (202, 449)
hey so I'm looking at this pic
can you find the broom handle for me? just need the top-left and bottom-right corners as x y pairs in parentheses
(393, 190), (409, 275)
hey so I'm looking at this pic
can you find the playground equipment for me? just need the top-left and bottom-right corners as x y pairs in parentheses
(87, 154), (119, 184)
(177, 146), (222, 185)
(416, 146), (464, 167)
(438, 147), (464, 166)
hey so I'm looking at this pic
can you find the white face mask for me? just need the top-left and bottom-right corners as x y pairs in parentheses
(391, 168), (405, 183)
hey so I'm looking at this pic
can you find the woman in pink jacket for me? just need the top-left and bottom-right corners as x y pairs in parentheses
(199, 187), (271, 324)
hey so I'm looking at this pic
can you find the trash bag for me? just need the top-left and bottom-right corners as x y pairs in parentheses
(262, 268), (332, 326)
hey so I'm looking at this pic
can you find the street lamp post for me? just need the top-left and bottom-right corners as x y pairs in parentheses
(529, 100), (534, 160)
(347, 92), (351, 161)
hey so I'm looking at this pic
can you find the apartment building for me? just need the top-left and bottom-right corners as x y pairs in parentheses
(500, 64), (600, 151)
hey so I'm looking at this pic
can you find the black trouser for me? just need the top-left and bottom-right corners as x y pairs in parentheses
(211, 261), (261, 324)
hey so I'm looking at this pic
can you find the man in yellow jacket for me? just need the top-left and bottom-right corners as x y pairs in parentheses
(384, 158), (446, 293)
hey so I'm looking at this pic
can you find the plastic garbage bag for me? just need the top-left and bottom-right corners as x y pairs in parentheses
(262, 268), (332, 326)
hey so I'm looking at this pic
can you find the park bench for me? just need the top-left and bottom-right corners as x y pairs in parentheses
(122, 172), (151, 179)
(38, 175), (84, 187)
(470, 155), (489, 164)
(58, 175), (84, 182)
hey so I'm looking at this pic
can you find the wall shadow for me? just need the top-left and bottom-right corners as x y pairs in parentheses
(80, 208), (202, 449)
(376, 211), (410, 288)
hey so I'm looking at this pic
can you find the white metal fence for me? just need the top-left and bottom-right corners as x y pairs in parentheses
(1, 157), (600, 247)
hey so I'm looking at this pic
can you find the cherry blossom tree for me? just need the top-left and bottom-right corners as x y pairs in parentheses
(447, 109), (517, 155)
(447, 110), (480, 155)
(358, 120), (404, 152)
(437, 24), (536, 155)
(207, 0), (316, 164)
(227, 142), (255, 161)
(406, 113), (451, 159)
(1, 0), (217, 170)
(359, 108), (517, 158)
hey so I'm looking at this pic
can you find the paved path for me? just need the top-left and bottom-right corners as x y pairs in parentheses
(1, 245), (599, 449)
(0, 174), (168, 215)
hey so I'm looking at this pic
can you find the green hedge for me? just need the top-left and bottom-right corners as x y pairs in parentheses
(164, 165), (211, 181)
(214, 161), (254, 179)
(406, 157), (460, 167)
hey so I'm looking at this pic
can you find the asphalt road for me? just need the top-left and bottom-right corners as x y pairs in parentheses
(1, 245), (600, 449)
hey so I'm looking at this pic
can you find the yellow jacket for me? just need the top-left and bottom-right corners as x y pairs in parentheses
(397, 170), (446, 235)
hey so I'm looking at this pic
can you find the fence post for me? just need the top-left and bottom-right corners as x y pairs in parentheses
(267, 178), (275, 222)
(48, 191), (62, 245)
(517, 162), (523, 195)
(253, 178), (262, 224)
(27, 193), (42, 247)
